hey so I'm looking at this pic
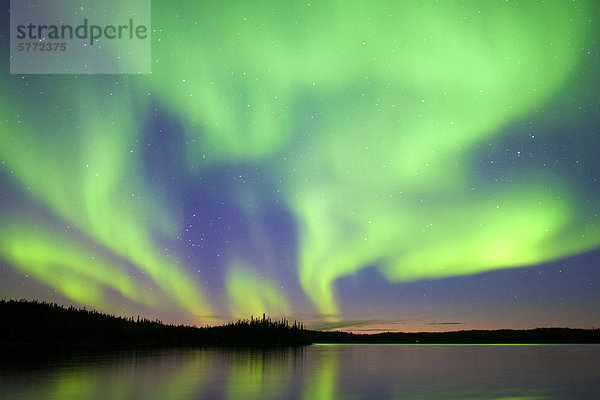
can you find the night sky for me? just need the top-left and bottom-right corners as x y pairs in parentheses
(1, 1), (599, 332)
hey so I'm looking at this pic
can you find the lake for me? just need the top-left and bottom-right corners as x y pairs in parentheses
(1, 344), (599, 399)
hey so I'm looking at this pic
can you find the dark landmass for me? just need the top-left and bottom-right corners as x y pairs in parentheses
(0, 299), (310, 346)
(2, 299), (599, 346)
(309, 328), (600, 344)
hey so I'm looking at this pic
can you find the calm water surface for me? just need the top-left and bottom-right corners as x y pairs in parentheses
(1, 344), (599, 399)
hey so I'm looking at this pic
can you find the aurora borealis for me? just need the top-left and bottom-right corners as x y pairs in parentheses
(1, 0), (599, 331)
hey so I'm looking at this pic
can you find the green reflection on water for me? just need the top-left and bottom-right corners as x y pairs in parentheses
(2, 345), (595, 399)
(224, 348), (297, 400)
(302, 346), (338, 400)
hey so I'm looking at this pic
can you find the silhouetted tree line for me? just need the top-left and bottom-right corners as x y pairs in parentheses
(0, 300), (310, 346)
(308, 328), (600, 344)
(1, 299), (599, 346)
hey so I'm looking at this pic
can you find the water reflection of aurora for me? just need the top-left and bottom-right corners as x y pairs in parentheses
(2, 346), (598, 399)
(1, 1), (599, 326)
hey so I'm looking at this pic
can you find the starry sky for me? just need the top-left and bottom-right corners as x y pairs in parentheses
(1, 0), (600, 332)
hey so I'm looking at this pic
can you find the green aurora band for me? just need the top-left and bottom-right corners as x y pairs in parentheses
(226, 263), (290, 319)
(0, 81), (211, 317)
(1, 0), (599, 321)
